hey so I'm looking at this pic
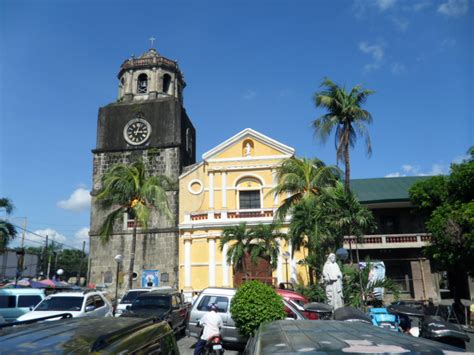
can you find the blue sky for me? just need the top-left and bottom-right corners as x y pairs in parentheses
(1, 0), (472, 251)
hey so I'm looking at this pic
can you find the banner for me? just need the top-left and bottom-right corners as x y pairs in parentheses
(141, 270), (159, 288)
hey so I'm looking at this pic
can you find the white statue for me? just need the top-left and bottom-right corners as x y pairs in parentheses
(244, 142), (252, 157)
(323, 253), (344, 310)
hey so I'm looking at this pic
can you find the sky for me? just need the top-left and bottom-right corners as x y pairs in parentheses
(1, 0), (472, 251)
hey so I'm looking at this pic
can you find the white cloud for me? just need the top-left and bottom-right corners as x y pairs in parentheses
(386, 162), (450, 178)
(392, 17), (409, 31)
(452, 154), (470, 164)
(57, 188), (91, 212)
(385, 172), (403, 177)
(24, 228), (67, 246)
(242, 90), (256, 100)
(359, 42), (385, 72)
(391, 62), (406, 75)
(438, 0), (469, 17)
(412, 1), (432, 11)
(376, 0), (397, 11)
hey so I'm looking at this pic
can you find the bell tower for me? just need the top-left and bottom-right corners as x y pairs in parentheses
(89, 45), (196, 291)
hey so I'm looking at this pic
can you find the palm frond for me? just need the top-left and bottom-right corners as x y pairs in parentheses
(99, 206), (125, 244)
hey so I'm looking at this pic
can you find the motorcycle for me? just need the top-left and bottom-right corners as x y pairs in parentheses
(203, 334), (224, 355)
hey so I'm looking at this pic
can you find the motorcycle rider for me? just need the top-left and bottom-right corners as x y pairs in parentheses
(194, 303), (223, 355)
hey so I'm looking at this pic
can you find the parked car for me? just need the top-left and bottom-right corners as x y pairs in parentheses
(0, 315), (179, 353)
(187, 287), (306, 346)
(275, 288), (318, 319)
(115, 286), (173, 316)
(121, 289), (190, 334)
(0, 288), (45, 322)
(244, 320), (466, 354)
(16, 290), (112, 321)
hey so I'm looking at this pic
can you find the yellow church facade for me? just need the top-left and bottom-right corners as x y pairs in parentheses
(178, 128), (309, 295)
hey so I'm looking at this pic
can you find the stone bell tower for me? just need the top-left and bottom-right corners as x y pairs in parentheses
(89, 45), (196, 291)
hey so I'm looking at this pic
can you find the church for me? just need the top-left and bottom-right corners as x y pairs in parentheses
(89, 46), (473, 303)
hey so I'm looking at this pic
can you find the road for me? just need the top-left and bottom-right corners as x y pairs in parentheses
(176, 334), (242, 355)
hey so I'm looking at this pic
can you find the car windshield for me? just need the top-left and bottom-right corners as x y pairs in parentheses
(35, 296), (84, 311)
(131, 295), (170, 310)
(121, 291), (148, 304)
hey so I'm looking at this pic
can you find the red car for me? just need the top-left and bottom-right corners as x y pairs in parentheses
(276, 289), (318, 320)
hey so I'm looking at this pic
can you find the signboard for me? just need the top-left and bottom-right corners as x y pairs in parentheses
(141, 270), (159, 288)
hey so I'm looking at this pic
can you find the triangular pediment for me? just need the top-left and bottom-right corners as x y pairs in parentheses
(202, 128), (295, 162)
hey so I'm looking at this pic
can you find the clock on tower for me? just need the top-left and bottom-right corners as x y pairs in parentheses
(89, 45), (196, 291)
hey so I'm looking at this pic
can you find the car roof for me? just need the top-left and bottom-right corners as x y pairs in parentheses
(199, 287), (236, 296)
(0, 317), (169, 352)
(48, 292), (97, 297)
(276, 289), (307, 300)
(0, 288), (44, 295)
(148, 289), (178, 295)
(250, 320), (465, 354)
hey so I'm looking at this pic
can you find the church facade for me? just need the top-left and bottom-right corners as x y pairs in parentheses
(89, 47), (195, 290)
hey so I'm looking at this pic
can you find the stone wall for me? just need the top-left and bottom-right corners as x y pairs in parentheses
(89, 146), (182, 295)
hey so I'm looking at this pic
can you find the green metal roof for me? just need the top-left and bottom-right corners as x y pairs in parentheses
(351, 176), (431, 204)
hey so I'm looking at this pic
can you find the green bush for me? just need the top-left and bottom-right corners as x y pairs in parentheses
(295, 283), (327, 303)
(230, 280), (286, 337)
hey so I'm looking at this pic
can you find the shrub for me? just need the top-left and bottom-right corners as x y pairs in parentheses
(230, 280), (286, 337)
(295, 283), (327, 303)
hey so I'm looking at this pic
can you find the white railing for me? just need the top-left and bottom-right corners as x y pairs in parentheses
(185, 208), (275, 223)
(343, 233), (431, 249)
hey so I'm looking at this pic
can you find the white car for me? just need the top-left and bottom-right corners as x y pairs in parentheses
(16, 290), (112, 322)
(115, 286), (172, 316)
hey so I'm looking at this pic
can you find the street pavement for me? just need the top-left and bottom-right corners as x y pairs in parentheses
(176, 334), (242, 355)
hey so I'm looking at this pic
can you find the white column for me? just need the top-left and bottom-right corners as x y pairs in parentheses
(288, 244), (297, 283)
(209, 173), (214, 209)
(149, 67), (157, 92)
(208, 238), (216, 286)
(222, 242), (229, 286)
(125, 70), (133, 95)
(272, 169), (279, 205)
(277, 239), (283, 283)
(221, 172), (227, 208)
(184, 238), (192, 288)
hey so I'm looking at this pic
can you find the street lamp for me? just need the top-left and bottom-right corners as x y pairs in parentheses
(335, 248), (348, 262)
(56, 268), (64, 282)
(282, 251), (290, 284)
(114, 254), (124, 315)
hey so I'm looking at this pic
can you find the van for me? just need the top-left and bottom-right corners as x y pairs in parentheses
(0, 288), (45, 322)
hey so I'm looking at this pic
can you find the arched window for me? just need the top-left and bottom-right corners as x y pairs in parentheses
(236, 177), (262, 209)
(137, 73), (148, 93)
(163, 74), (171, 94)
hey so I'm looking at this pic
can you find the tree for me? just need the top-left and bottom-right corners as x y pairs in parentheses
(96, 160), (174, 289)
(0, 198), (17, 249)
(270, 156), (340, 220)
(220, 223), (286, 274)
(313, 77), (374, 192)
(409, 155), (474, 297)
(230, 280), (286, 337)
(322, 181), (375, 263)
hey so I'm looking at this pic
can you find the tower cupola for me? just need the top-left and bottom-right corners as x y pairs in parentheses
(117, 47), (186, 103)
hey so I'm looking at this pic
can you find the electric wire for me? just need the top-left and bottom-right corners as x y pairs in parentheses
(11, 224), (84, 251)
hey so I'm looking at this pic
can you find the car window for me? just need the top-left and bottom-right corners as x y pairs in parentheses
(197, 296), (229, 313)
(36, 296), (84, 311)
(0, 296), (16, 308)
(18, 295), (42, 308)
(121, 290), (148, 304)
(131, 295), (170, 310)
(94, 295), (105, 308)
(86, 296), (95, 307)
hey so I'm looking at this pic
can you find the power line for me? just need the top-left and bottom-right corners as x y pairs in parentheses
(11, 224), (84, 251)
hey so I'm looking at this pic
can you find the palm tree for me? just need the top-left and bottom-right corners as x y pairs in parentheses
(249, 223), (287, 271)
(220, 223), (252, 273)
(313, 77), (374, 192)
(96, 160), (174, 289)
(270, 157), (340, 220)
(322, 181), (375, 263)
(0, 198), (17, 249)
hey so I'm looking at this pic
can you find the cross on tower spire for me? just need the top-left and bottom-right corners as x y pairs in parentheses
(149, 36), (156, 48)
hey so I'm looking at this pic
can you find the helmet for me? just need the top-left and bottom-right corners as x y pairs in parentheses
(208, 303), (218, 312)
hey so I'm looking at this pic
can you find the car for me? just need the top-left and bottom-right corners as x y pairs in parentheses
(0, 314), (179, 353)
(275, 288), (319, 320)
(114, 286), (173, 316)
(121, 289), (191, 334)
(0, 288), (45, 322)
(244, 320), (467, 354)
(16, 290), (112, 321)
(187, 287), (306, 346)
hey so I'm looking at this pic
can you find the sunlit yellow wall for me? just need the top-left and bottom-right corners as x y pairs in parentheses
(179, 131), (309, 293)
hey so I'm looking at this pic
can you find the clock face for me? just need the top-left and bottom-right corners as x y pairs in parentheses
(123, 118), (151, 145)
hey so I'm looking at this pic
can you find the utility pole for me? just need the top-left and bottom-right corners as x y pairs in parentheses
(20, 217), (27, 248)
(76, 241), (86, 286)
(47, 239), (54, 279)
(43, 235), (49, 278)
